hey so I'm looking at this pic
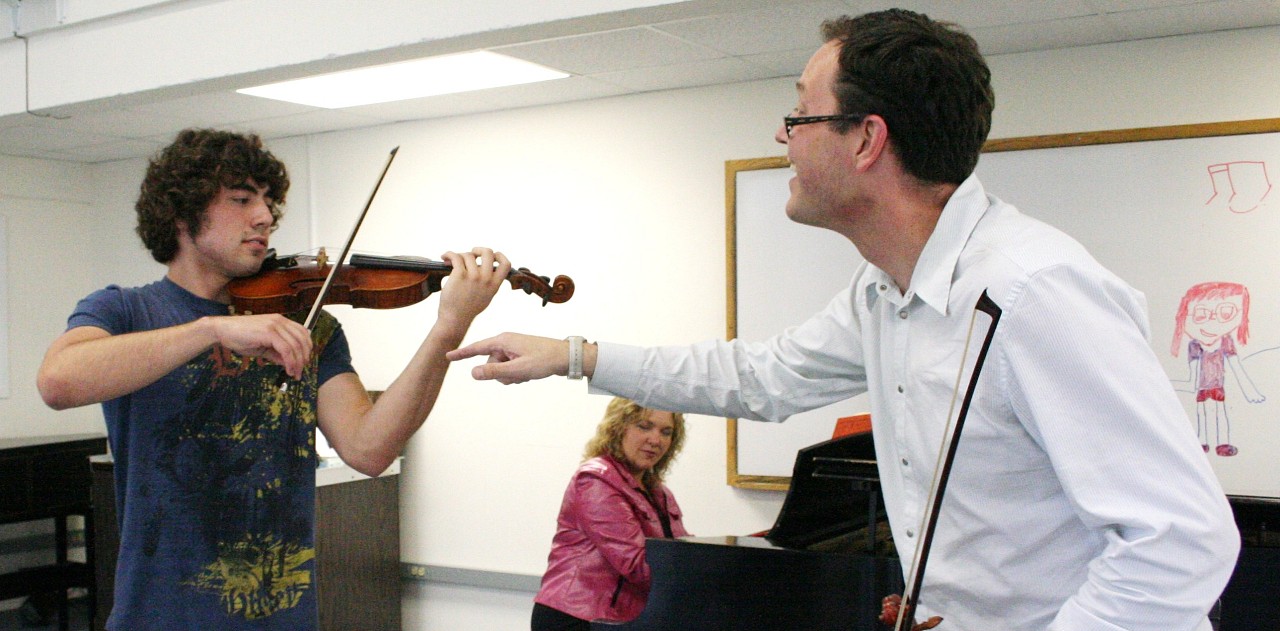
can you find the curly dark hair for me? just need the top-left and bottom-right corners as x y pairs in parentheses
(821, 10), (994, 185)
(135, 128), (290, 263)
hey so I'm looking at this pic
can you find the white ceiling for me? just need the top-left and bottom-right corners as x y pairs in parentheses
(2, 0), (1279, 164)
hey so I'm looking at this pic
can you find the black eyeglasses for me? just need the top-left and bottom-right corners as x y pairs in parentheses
(783, 114), (865, 137)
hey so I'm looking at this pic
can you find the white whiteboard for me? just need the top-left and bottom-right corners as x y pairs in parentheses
(727, 160), (868, 488)
(727, 120), (1280, 497)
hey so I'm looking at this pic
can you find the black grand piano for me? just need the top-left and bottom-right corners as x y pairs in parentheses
(593, 430), (1280, 631)
(593, 430), (903, 631)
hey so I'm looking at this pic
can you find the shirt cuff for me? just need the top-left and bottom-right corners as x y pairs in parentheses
(586, 341), (646, 398)
(1049, 597), (1210, 631)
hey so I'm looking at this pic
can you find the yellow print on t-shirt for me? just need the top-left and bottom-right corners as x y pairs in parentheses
(185, 533), (315, 620)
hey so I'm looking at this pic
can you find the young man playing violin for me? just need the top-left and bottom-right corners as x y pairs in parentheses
(37, 128), (510, 630)
(447, 11), (1239, 631)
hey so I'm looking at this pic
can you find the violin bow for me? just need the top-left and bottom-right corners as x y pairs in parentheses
(895, 290), (1003, 631)
(275, 146), (397, 393)
(300, 146), (400, 331)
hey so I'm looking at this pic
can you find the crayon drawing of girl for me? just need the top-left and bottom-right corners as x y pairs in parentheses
(1171, 281), (1265, 456)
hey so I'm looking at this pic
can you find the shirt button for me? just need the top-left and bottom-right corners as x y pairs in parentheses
(897, 384), (904, 393)
(898, 310), (908, 319)
(906, 529), (915, 538)
(879, 284), (887, 291)
(901, 458), (909, 467)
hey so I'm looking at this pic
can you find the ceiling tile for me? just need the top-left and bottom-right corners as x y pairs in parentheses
(35, 106), (194, 139)
(1102, 0), (1280, 40)
(227, 109), (393, 140)
(54, 138), (170, 163)
(970, 14), (1126, 55)
(0, 122), (119, 151)
(842, 0), (1099, 29)
(1084, 0), (1210, 11)
(496, 27), (726, 75)
(131, 91), (321, 125)
(592, 56), (787, 93)
(339, 76), (631, 122)
(651, 1), (848, 56)
(737, 48), (814, 77)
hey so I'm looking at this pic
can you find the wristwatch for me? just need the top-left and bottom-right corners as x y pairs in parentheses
(565, 335), (585, 380)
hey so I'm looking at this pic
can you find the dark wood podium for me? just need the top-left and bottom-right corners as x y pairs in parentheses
(0, 433), (108, 631)
(90, 456), (401, 631)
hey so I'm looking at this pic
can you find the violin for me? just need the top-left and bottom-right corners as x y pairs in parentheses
(880, 595), (943, 630)
(226, 248), (574, 315)
(227, 145), (574, 322)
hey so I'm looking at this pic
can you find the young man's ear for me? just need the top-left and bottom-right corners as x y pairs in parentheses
(174, 217), (197, 243)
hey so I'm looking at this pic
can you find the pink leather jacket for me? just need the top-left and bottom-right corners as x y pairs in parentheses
(534, 455), (688, 623)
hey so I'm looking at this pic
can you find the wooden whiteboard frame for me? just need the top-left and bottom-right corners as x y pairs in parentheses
(725, 116), (1280, 491)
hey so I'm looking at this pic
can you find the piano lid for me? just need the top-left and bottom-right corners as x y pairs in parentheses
(765, 430), (888, 552)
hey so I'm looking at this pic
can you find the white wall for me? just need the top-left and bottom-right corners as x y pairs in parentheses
(986, 26), (1280, 137)
(0, 154), (107, 610)
(5, 22), (1277, 631)
(0, 154), (109, 435)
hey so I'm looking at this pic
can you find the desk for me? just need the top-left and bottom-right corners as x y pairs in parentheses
(90, 456), (401, 631)
(0, 433), (108, 631)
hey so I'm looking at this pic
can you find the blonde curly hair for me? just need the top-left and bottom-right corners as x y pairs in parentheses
(583, 397), (686, 490)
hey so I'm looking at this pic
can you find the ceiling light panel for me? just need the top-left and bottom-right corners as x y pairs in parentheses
(238, 51), (569, 108)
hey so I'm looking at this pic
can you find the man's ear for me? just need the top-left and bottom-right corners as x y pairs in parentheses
(849, 114), (890, 173)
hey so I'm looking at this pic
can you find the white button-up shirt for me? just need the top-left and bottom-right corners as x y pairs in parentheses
(589, 175), (1238, 631)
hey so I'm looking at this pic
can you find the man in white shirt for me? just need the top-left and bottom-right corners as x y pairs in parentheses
(447, 10), (1239, 631)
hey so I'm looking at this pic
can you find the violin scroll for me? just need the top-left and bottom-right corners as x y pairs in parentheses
(509, 267), (574, 306)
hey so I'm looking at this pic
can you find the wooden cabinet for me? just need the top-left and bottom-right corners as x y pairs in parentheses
(315, 461), (402, 631)
(90, 457), (401, 631)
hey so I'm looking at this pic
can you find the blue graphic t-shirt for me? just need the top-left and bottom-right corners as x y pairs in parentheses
(68, 277), (354, 630)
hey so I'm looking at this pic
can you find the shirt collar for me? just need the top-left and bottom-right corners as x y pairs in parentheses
(860, 174), (990, 316)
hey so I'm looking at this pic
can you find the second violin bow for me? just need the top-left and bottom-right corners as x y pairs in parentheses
(894, 290), (1003, 631)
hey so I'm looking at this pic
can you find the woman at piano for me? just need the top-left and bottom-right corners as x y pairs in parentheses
(530, 397), (690, 631)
